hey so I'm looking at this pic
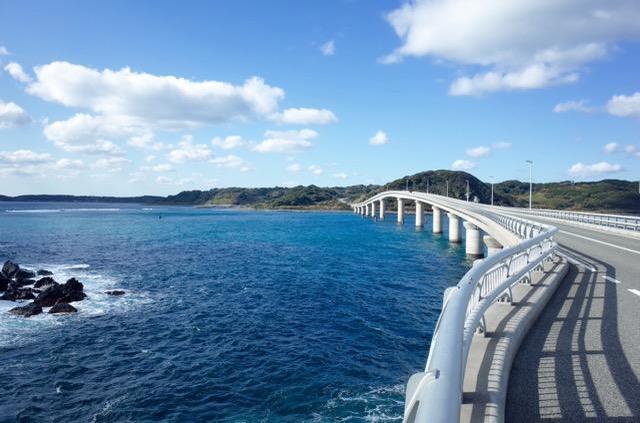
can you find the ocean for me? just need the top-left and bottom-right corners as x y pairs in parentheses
(0, 202), (471, 422)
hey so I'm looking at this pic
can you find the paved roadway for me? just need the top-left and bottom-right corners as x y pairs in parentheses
(501, 215), (640, 421)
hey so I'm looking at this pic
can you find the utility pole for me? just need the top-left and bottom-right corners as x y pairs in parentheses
(526, 160), (533, 209)
(466, 179), (470, 202)
(490, 175), (494, 206)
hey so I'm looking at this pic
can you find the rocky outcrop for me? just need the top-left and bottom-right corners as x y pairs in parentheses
(49, 302), (78, 314)
(36, 269), (53, 276)
(1, 286), (35, 301)
(2, 260), (20, 278)
(34, 278), (86, 307)
(8, 302), (43, 317)
(34, 277), (58, 289)
(105, 290), (125, 296)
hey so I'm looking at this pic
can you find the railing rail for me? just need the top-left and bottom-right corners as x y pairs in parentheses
(351, 191), (558, 422)
(495, 206), (640, 232)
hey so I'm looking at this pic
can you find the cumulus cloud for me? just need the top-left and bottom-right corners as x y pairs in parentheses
(369, 130), (389, 146)
(168, 135), (212, 163)
(553, 99), (596, 113)
(43, 113), (129, 155)
(4, 62), (32, 83)
(0, 149), (84, 178)
(273, 108), (337, 125)
(308, 164), (323, 175)
(0, 149), (51, 164)
(604, 142), (618, 153)
(451, 159), (476, 170)
(0, 46), (9, 55)
(466, 146), (490, 158)
(492, 141), (512, 149)
(91, 157), (131, 172)
(209, 154), (251, 171)
(211, 135), (247, 150)
(320, 40), (335, 56)
(128, 133), (166, 150)
(0, 100), (30, 129)
(384, 1), (640, 95)
(568, 161), (624, 177)
(607, 92), (640, 118)
(286, 163), (302, 172)
(253, 129), (317, 153)
(333, 172), (349, 180)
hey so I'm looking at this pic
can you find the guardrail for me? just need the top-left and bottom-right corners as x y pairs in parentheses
(499, 207), (640, 233)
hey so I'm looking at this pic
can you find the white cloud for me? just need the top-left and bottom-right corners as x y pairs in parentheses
(492, 141), (512, 149)
(253, 129), (317, 153)
(384, 1), (640, 95)
(91, 157), (131, 172)
(0, 46), (9, 55)
(211, 135), (247, 150)
(320, 40), (335, 56)
(144, 154), (156, 162)
(43, 113), (128, 155)
(466, 146), (490, 158)
(333, 172), (349, 180)
(0, 150), (85, 178)
(168, 135), (212, 163)
(128, 133), (166, 150)
(155, 176), (195, 186)
(624, 145), (637, 153)
(4, 62), (32, 83)
(25, 61), (285, 126)
(369, 130), (389, 146)
(603, 142), (618, 153)
(607, 92), (640, 118)
(151, 163), (174, 172)
(209, 154), (251, 171)
(553, 99), (597, 113)
(286, 163), (302, 172)
(308, 164), (323, 175)
(0, 100), (30, 129)
(0, 149), (51, 164)
(273, 108), (337, 125)
(568, 161), (624, 177)
(451, 159), (476, 170)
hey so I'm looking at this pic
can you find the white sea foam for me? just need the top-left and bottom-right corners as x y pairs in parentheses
(5, 208), (122, 213)
(0, 263), (152, 348)
(318, 384), (404, 422)
(5, 209), (62, 213)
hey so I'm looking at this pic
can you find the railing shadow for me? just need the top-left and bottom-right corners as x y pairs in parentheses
(505, 245), (639, 421)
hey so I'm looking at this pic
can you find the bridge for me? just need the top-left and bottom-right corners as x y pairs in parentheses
(352, 191), (640, 422)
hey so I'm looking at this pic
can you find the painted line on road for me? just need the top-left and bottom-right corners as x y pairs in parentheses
(604, 276), (622, 284)
(628, 289), (640, 298)
(559, 230), (640, 256)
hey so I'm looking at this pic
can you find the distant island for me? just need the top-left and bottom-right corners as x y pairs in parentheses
(2, 170), (638, 214)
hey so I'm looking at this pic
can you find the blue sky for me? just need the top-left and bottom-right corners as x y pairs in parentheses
(0, 0), (639, 196)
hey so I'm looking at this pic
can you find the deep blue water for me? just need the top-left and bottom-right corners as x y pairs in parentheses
(0, 202), (471, 422)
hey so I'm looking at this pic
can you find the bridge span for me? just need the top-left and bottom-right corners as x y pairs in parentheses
(352, 191), (640, 422)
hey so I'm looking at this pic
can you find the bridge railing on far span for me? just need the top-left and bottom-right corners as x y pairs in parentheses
(502, 207), (640, 233)
(400, 209), (558, 422)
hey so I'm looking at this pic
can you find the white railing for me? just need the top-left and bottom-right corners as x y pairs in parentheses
(352, 192), (558, 422)
(498, 207), (640, 232)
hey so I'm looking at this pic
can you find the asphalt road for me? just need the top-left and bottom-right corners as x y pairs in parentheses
(503, 215), (640, 421)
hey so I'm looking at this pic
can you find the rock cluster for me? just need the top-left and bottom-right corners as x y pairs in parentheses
(1, 260), (86, 317)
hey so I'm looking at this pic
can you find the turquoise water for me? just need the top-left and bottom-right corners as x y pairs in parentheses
(0, 203), (471, 422)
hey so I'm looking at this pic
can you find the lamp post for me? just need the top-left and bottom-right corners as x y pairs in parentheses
(526, 160), (533, 209)
(489, 175), (494, 206)
(466, 179), (470, 202)
(446, 180), (449, 197)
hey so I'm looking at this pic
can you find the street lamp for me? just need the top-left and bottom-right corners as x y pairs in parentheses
(446, 180), (449, 197)
(489, 175), (494, 206)
(466, 179), (470, 202)
(526, 160), (533, 209)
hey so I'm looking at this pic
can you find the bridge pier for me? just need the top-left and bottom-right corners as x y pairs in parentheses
(483, 235), (503, 256)
(463, 221), (483, 257)
(397, 198), (404, 224)
(415, 201), (424, 227)
(370, 201), (376, 218)
(379, 200), (385, 220)
(365, 204), (369, 216)
(433, 206), (442, 234)
(448, 213), (461, 243)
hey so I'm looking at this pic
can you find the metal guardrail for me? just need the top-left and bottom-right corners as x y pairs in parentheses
(508, 208), (640, 232)
(351, 192), (558, 422)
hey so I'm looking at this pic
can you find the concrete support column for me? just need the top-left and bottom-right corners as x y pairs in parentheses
(463, 221), (483, 257)
(397, 198), (404, 224)
(483, 235), (503, 256)
(379, 200), (385, 220)
(447, 212), (461, 243)
(432, 206), (442, 233)
(370, 201), (376, 217)
(415, 201), (424, 227)
(365, 204), (369, 216)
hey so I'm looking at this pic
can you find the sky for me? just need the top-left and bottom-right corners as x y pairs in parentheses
(0, 0), (639, 196)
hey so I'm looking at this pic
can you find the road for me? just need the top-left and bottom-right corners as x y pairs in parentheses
(502, 215), (640, 421)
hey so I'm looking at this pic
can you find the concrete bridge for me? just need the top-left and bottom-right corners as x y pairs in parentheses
(352, 191), (640, 422)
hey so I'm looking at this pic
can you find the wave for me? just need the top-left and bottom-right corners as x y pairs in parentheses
(5, 208), (122, 213)
(318, 384), (404, 422)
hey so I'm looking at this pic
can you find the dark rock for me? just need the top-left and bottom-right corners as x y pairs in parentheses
(49, 302), (77, 314)
(105, 290), (125, 296)
(15, 268), (36, 283)
(8, 302), (42, 317)
(36, 269), (53, 276)
(2, 260), (20, 278)
(1, 286), (35, 301)
(0, 273), (10, 291)
(35, 278), (85, 306)
(34, 277), (58, 289)
(14, 279), (35, 287)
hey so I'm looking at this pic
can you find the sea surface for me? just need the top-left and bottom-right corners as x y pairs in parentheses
(0, 202), (472, 422)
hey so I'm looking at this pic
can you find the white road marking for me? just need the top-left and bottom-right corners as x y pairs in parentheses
(559, 230), (640, 256)
(628, 289), (640, 298)
(604, 276), (621, 284)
